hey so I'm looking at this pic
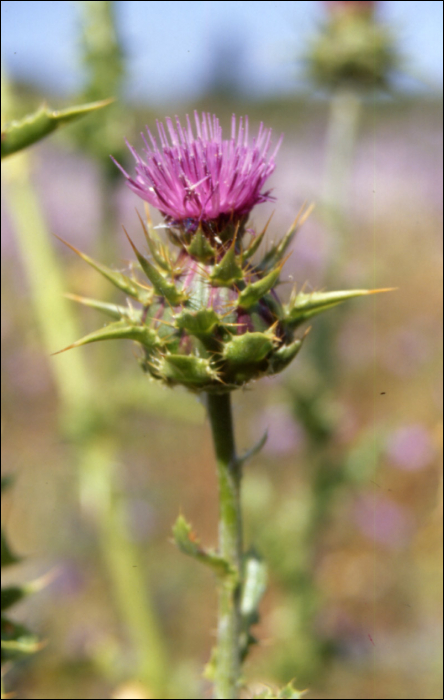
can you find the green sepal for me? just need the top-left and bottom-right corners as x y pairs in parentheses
(65, 294), (143, 322)
(56, 236), (152, 304)
(54, 320), (159, 354)
(285, 288), (384, 328)
(186, 227), (216, 262)
(238, 267), (281, 309)
(154, 353), (220, 388)
(125, 231), (187, 306)
(210, 241), (243, 287)
(223, 331), (276, 366)
(175, 308), (219, 337)
(268, 338), (304, 374)
(1, 531), (20, 568)
(172, 515), (235, 578)
(1, 617), (40, 661)
(255, 682), (306, 699)
(1, 98), (113, 159)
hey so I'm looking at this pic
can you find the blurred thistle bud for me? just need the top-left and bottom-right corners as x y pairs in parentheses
(305, 0), (399, 90)
(58, 112), (386, 392)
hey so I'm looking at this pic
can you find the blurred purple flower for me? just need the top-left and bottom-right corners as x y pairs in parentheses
(386, 425), (436, 472)
(354, 494), (412, 550)
(114, 112), (281, 230)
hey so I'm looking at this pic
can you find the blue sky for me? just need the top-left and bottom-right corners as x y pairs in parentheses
(1, 1), (443, 104)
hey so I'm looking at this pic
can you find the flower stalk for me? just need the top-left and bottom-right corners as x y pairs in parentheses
(206, 392), (243, 699)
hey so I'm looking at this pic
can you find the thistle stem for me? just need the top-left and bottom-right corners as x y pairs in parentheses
(206, 392), (243, 700)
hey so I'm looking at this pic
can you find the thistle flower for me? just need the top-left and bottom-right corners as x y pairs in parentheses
(113, 112), (281, 236)
(59, 113), (385, 393)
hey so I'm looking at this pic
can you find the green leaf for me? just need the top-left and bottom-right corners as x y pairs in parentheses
(1, 531), (20, 568)
(238, 267), (281, 309)
(1, 617), (40, 661)
(172, 515), (235, 578)
(285, 288), (393, 328)
(53, 320), (159, 354)
(240, 551), (268, 659)
(1, 99), (113, 158)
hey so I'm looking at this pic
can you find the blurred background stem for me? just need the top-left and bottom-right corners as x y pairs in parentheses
(322, 87), (362, 249)
(2, 71), (169, 697)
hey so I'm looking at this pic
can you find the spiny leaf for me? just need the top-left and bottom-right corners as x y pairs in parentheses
(285, 288), (394, 328)
(52, 320), (159, 354)
(259, 202), (314, 271)
(65, 294), (142, 322)
(172, 515), (235, 578)
(1, 98), (113, 158)
(1, 617), (40, 661)
(56, 236), (152, 304)
(124, 228), (187, 306)
(238, 266), (281, 310)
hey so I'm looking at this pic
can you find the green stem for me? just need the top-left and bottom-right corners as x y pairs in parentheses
(206, 392), (243, 700)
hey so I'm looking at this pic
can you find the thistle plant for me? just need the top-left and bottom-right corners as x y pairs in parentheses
(58, 111), (387, 699)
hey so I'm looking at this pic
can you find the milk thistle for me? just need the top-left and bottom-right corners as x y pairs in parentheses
(59, 112), (386, 699)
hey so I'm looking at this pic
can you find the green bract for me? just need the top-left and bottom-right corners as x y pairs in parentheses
(59, 204), (384, 392)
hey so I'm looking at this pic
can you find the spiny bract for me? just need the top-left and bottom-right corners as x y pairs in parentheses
(59, 112), (382, 392)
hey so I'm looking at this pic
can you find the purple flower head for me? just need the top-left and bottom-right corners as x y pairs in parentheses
(113, 112), (282, 234)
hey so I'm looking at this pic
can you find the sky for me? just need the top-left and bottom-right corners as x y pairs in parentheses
(1, 1), (443, 104)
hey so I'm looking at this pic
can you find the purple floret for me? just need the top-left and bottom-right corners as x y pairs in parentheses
(113, 112), (281, 228)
